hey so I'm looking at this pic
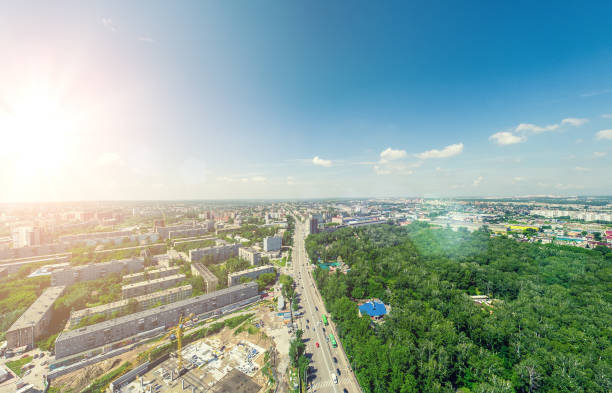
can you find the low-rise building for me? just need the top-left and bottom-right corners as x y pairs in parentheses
(239, 247), (261, 266)
(6, 286), (66, 349)
(190, 263), (219, 293)
(121, 274), (186, 299)
(227, 265), (274, 287)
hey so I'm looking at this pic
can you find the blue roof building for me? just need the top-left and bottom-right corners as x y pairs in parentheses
(358, 300), (387, 318)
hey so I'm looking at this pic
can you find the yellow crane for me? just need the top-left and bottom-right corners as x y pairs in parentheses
(141, 313), (194, 377)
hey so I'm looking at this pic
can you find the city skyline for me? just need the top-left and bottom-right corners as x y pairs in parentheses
(1, 1), (612, 202)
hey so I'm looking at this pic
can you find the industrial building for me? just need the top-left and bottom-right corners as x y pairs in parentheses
(51, 257), (144, 286)
(263, 236), (282, 252)
(69, 285), (192, 327)
(191, 263), (219, 293)
(228, 265), (275, 287)
(239, 247), (261, 266)
(54, 282), (259, 359)
(188, 243), (240, 263)
(6, 286), (66, 349)
(122, 266), (181, 284)
(121, 274), (186, 298)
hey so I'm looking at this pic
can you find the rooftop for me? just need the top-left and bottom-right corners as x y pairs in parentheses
(227, 265), (274, 278)
(192, 263), (219, 282)
(71, 285), (193, 319)
(122, 266), (179, 280)
(56, 282), (258, 341)
(8, 286), (66, 331)
(358, 300), (387, 318)
(121, 274), (186, 290)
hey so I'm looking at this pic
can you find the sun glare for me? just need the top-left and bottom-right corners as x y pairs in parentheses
(0, 86), (78, 177)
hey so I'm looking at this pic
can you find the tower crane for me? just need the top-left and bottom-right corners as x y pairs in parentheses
(140, 313), (194, 378)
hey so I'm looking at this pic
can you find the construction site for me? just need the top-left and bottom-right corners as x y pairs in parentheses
(49, 300), (291, 393)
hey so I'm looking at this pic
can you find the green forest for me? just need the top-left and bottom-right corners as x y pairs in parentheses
(305, 223), (612, 393)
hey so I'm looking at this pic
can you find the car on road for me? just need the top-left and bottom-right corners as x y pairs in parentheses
(333, 357), (337, 363)
(337, 368), (341, 376)
(315, 342), (320, 348)
(331, 373), (338, 384)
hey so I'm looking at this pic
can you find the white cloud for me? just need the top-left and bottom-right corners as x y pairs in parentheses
(216, 176), (235, 183)
(515, 123), (559, 133)
(312, 156), (332, 167)
(596, 129), (612, 140)
(602, 114), (612, 119)
(561, 118), (588, 127)
(512, 177), (524, 183)
(101, 17), (116, 32)
(489, 132), (526, 145)
(593, 151), (607, 158)
(96, 152), (123, 167)
(373, 147), (416, 175)
(138, 36), (155, 43)
(379, 147), (407, 162)
(472, 176), (483, 186)
(251, 176), (266, 183)
(490, 117), (587, 146)
(415, 143), (463, 159)
(287, 176), (296, 185)
(574, 166), (591, 172)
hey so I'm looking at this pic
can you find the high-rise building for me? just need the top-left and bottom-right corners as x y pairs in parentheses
(11, 226), (41, 248)
(309, 216), (319, 235)
(263, 236), (282, 252)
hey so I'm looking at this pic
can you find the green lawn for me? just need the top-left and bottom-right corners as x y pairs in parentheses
(6, 356), (33, 376)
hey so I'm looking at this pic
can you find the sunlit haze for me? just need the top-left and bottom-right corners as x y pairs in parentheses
(1, 2), (612, 201)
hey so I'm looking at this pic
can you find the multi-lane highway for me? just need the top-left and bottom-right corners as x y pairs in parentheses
(291, 218), (361, 393)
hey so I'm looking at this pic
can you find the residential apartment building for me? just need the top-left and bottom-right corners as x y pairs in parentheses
(54, 282), (259, 359)
(190, 263), (219, 293)
(239, 247), (261, 266)
(228, 265), (275, 287)
(263, 236), (282, 252)
(122, 266), (181, 284)
(188, 243), (240, 263)
(121, 274), (186, 299)
(6, 286), (66, 349)
(69, 285), (192, 327)
(51, 257), (144, 286)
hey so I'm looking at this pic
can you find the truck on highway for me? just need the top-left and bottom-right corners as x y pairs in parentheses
(329, 333), (337, 348)
(322, 314), (328, 326)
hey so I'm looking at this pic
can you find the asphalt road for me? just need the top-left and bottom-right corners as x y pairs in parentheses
(292, 219), (361, 393)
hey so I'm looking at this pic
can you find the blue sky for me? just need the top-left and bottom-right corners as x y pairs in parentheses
(0, 1), (611, 201)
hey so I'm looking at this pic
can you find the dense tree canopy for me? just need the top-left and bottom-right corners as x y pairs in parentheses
(306, 223), (612, 393)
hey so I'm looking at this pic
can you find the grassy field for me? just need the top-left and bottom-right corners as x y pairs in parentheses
(6, 356), (33, 376)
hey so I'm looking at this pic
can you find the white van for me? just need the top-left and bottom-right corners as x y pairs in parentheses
(331, 373), (338, 384)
